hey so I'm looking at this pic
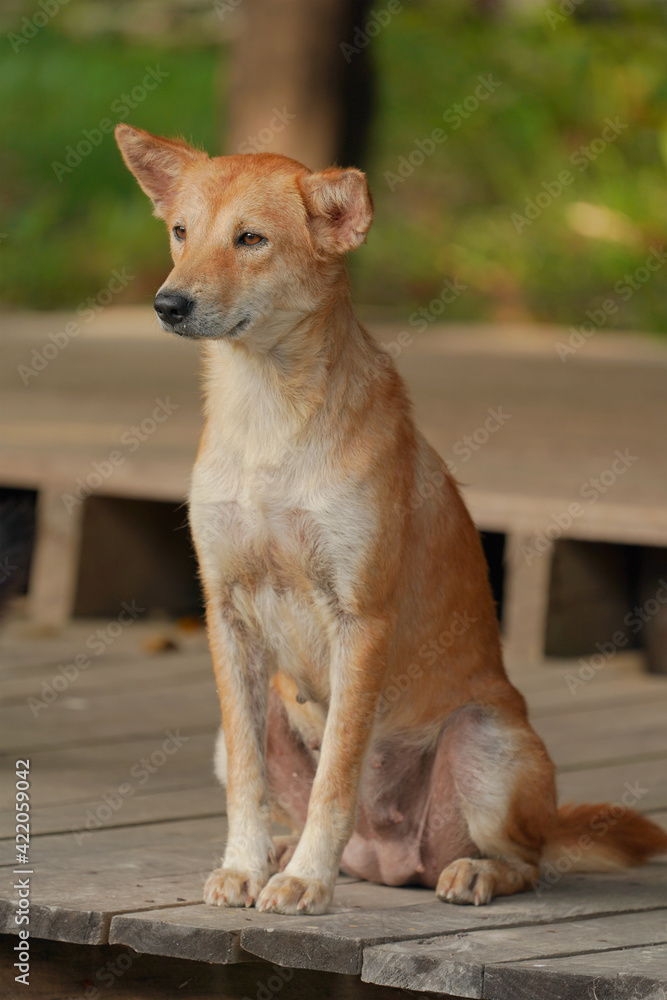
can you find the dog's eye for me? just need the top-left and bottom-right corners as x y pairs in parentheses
(239, 232), (264, 246)
(173, 226), (186, 241)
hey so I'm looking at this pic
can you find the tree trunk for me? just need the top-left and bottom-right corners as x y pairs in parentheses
(226, 0), (374, 171)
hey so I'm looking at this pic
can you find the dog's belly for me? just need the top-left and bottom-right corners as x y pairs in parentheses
(341, 738), (476, 888)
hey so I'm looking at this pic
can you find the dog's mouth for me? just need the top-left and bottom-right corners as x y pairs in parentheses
(163, 315), (252, 340)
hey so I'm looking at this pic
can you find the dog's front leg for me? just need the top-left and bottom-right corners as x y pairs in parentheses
(204, 603), (274, 908)
(257, 615), (389, 915)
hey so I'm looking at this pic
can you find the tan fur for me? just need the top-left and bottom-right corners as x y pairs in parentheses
(116, 123), (667, 915)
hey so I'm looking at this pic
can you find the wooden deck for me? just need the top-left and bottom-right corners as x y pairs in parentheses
(1, 617), (666, 998)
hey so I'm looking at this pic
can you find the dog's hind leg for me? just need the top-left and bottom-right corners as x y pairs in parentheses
(421, 704), (556, 905)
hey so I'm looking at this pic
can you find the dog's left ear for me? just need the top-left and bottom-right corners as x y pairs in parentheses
(299, 168), (373, 254)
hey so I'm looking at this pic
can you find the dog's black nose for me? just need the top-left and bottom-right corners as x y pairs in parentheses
(154, 291), (193, 325)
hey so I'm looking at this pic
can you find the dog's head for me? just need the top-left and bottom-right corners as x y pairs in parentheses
(115, 124), (373, 342)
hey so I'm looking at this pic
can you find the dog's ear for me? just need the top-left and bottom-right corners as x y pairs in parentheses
(115, 124), (207, 217)
(299, 168), (373, 254)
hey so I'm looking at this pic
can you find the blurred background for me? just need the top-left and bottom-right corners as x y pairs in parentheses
(3, 0), (667, 328)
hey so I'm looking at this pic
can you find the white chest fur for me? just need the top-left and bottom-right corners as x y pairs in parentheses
(189, 434), (377, 696)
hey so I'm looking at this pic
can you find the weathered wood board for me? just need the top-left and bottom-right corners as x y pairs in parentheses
(0, 647), (213, 703)
(361, 909), (667, 997)
(0, 732), (217, 813)
(536, 700), (667, 768)
(0, 678), (219, 756)
(483, 942), (667, 999)
(0, 871), (207, 945)
(557, 757), (667, 812)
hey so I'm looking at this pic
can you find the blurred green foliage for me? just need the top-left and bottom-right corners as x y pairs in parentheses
(360, 0), (667, 330)
(0, 30), (222, 307)
(3, 0), (667, 334)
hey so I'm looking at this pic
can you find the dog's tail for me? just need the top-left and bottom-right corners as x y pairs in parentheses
(541, 802), (667, 872)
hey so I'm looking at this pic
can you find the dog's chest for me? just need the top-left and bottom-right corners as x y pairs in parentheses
(190, 446), (375, 674)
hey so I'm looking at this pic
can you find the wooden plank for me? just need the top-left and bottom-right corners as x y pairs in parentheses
(1, 785), (224, 840)
(502, 530), (554, 666)
(112, 904), (269, 966)
(0, 677), (219, 755)
(535, 701), (667, 769)
(524, 669), (667, 717)
(557, 757), (667, 812)
(0, 731), (217, 811)
(468, 489), (667, 548)
(0, 730), (219, 834)
(511, 652), (640, 692)
(0, 616), (208, 673)
(0, 871), (206, 945)
(28, 485), (84, 626)
(0, 815), (229, 870)
(361, 909), (667, 998)
(483, 942), (667, 999)
(649, 808), (667, 829)
(0, 648), (212, 703)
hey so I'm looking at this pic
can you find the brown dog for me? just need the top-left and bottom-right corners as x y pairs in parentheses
(116, 124), (667, 915)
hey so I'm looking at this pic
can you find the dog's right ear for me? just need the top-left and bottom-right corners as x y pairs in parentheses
(115, 124), (207, 218)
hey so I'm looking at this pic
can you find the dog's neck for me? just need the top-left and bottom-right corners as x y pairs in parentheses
(200, 279), (381, 462)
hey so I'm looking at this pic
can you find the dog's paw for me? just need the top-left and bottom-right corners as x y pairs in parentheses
(203, 867), (268, 908)
(436, 858), (495, 906)
(256, 872), (332, 915)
